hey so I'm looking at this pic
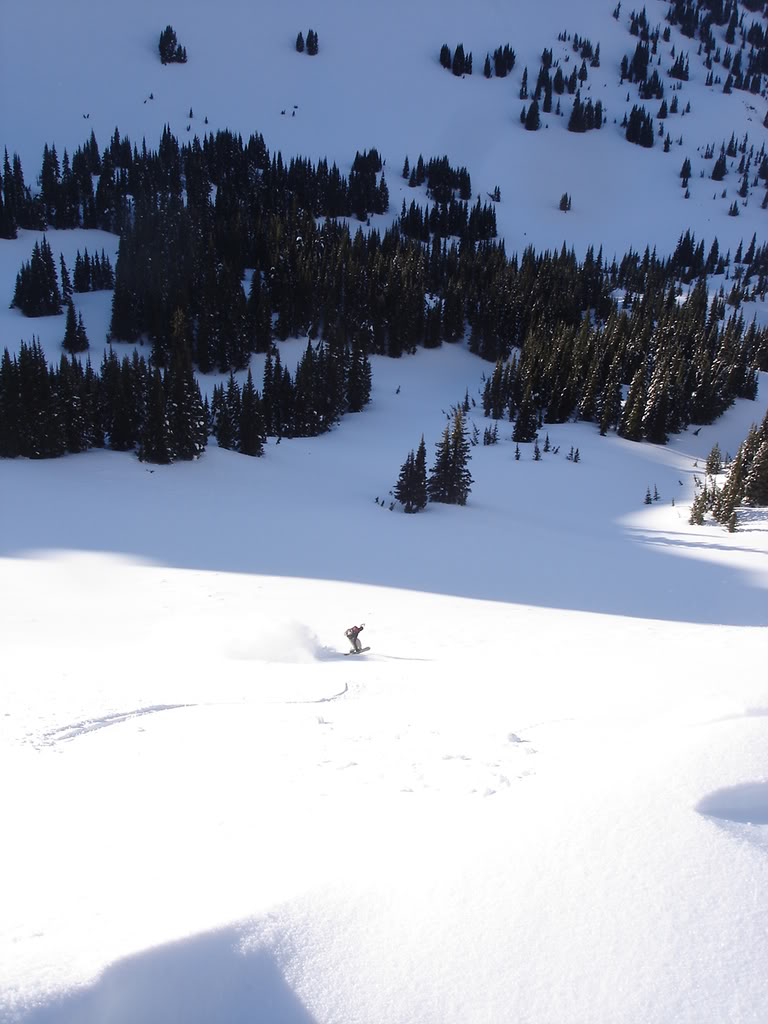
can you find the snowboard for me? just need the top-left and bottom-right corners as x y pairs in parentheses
(344, 646), (370, 656)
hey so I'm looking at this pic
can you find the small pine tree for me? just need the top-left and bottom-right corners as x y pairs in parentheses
(395, 450), (416, 511)
(239, 368), (265, 457)
(412, 436), (428, 511)
(395, 437), (428, 511)
(452, 43), (466, 76)
(62, 299), (78, 353)
(60, 255), (72, 303)
(524, 98), (540, 131)
(296, 31), (305, 53)
(644, 486), (653, 504)
(428, 411), (472, 505)
(75, 312), (89, 352)
(689, 491), (706, 524)
(743, 439), (768, 505)
(139, 366), (173, 464)
(705, 442), (722, 476)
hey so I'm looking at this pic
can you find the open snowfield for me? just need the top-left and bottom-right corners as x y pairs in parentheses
(2, 0), (768, 1020)
(2, 347), (768, 1023)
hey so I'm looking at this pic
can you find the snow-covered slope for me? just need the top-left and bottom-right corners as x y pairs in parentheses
(3, 0), (767, 259)
(2, 352), (768, 1023)
(2, 1), (768, 1023)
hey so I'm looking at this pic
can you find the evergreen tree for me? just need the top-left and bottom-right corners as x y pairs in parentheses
(306, 29), (319, 55)
(346, 343), (372, 412)
(394, 441), (427, 512)
(62, 300), (78, 353)
(598, 360), (623, 435)
(159, 25), (187, 64)
(216, 373), (241, 451)
(59, 255), (72, 303)
(75, 312), (89, 353)
(296, 31), (305, 53)
(568, 95), (586, 132)
(524, 99), (541, 131)
(165, 318), (206, 460)
(744, 439), (768, 505)
(412, 435), (428, 510)
(428, 410), (472, 505)
(452, 43), (466, 76)
(239, 368), (265, 457)
(641, 360), (670, 444)
(138, 366), (173, 463)
(12, 237), (61, 316)
(706, 442), (722, 475)
(618, 366), (646, 440)
(513, 384), (538, 443)
(395, 450), (417, 511)
(712, 152), (727, 181)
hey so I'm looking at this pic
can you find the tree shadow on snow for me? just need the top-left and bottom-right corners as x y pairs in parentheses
(1, 450), (767, 626)
(18, 925), (316, 1024)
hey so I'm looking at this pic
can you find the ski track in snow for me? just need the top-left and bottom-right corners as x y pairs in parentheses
(31, 686), (353, 749)
(34, 704), (195, 748)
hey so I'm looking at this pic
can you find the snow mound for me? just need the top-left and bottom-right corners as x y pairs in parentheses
(11, 925), (312, 1024)
(696, 782), (768, 825)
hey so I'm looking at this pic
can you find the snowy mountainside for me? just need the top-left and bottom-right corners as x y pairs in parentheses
(2, 1), (768, 1023)
(3, 0), (768, 259)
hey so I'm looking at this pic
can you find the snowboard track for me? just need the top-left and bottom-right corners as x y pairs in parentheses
(34, 686), (350, 747)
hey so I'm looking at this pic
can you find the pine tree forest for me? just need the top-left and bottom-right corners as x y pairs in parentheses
(1, 127), (768, 490)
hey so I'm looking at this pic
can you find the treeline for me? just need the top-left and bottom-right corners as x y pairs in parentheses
(398, 196), (497, 244)
(481, 276), (760, 444)
(0, 340), (205, 462)
(212, 339), (371, 445)
(73, 248), (115, 292)
(618, 229), (768, 309)
(667, 0), (767, 94)
(0, 128), (392, 239)
(691, 410), (768, 525)
(0, 334), (371, 462)
(3, 126), (767, 463)
(10, 236), (114, 315)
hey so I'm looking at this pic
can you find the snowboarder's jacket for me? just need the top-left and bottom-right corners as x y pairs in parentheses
(345, 625), (364, 640)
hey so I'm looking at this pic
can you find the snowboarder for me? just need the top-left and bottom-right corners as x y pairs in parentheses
(345, 623), (365, 653)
